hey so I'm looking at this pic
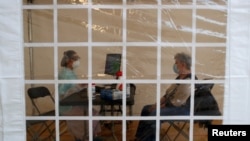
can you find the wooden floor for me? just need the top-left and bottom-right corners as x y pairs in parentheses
(26, 120), (215, 141)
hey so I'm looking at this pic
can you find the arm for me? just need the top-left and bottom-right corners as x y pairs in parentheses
(149, 87), (175, 112)
(150, 92), (166, 112)
(170, 83), (191, 107)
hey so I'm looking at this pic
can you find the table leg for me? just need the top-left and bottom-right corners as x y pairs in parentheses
(110, 105), (117, 140)
(111, 105), (114, 116)
(83, 108), (88, 138)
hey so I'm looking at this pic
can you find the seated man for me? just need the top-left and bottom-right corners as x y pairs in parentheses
(134, 52), (196, 141)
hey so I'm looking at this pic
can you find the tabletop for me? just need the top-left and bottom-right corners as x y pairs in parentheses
(60, 85), (136, 106)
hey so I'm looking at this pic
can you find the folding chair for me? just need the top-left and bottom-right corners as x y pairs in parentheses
(193, 83), (221, 128)
(160, 120), (189, 141)
(27, 86), (55, 116)
(26, 86), (68, 141)
(26, 86), (55, 141)
(160, 82), (221, 141)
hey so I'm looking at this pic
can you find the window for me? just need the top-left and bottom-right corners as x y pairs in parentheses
(23, 0), (226, 140)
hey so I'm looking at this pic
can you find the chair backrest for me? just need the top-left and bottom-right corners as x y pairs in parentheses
(27, 86), (55, 116)
(28, 86), (53, 99)
(193, 83), (221, 128)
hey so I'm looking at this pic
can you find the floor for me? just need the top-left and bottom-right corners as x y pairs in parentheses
(26, 120), (211, 141)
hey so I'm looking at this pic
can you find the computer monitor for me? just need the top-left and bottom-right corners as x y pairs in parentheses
(104, 53), (122, 76)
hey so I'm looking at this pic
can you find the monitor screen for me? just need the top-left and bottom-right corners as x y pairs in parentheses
(104, 54), (122, 76)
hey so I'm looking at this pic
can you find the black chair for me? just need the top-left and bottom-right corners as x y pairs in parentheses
(26, 86), (67, 141)
(26, 86), (55, 141)
(160, 82), (221, 141)
(27, 86), (55, 116)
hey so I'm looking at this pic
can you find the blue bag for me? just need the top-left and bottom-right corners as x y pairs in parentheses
(100, 89), (113, 100)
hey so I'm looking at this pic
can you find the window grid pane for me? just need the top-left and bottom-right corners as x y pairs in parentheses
(23, 0), (226, 141)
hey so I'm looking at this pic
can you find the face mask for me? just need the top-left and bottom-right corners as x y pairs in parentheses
(173, 64), (179, 74)
(72, 60), (80, 69)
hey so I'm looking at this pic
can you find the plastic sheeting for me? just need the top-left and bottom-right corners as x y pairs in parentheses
(0, 0), (250, 141)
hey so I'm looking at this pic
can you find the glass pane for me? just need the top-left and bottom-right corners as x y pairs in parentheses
(197, 0), (227, 5)
(127, 0), (157, 5)
(133, 84), (157, 116)
(127, 120), (139, 140)
(24, 47), (54, 80)
(26, 120), (55, 140)
(58, 9), (88, 42)
(98, 120), (123, 140)
(60, 120), (90, 140)
(23, 9), (54, 43)
(92, 0), (122, 5)
(92, 46), (122, 79)
(133, 120), (156, 140)
(194, 83), (224, 116)
(58, 47), (88, 79)
(213, 84), (224, 116)
(127, 9), (158, 42)
(25, 84), (55, 116)
(160, 83), (192, 116)
(92, 9), (123, 42)
(57, 0), (88, 5)
(195, 47), (226, 79)
(160, 120), (190, 141)
(193, 120), (223, 141)
(127, 47), (157, 79)
(196, 9), (227, 43)
(60, 120), (101, 141)
(161, 9), (193, 43)
(23, 0), (53, 5)
(59, 120), (74, 141)
(94, 84), (123, 117)
(162, 0), (193, 5)
(59, 83), (89, 116)
(161, 47), (192, 80)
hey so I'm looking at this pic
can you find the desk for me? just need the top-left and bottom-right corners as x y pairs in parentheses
(60, 85), (136, 141)
(60, 84), (136, 116)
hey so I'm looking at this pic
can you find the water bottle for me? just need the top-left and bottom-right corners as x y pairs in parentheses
(126, 83), (130, 98)
(113, 90), (123, 100)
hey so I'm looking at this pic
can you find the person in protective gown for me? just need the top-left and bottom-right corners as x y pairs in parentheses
(58, 50), (102, 141)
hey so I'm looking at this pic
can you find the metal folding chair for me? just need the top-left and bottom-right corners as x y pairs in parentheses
(160, 82), (221, 141)
(160, 120), (189, 141)
(26, 86), (68, 141)
(26, 86), (56, 141)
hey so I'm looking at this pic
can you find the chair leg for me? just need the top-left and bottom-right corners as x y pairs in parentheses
(172, 122), (188, 141)
(161, 121), (189, 141)
(27, 120), (55, 141)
